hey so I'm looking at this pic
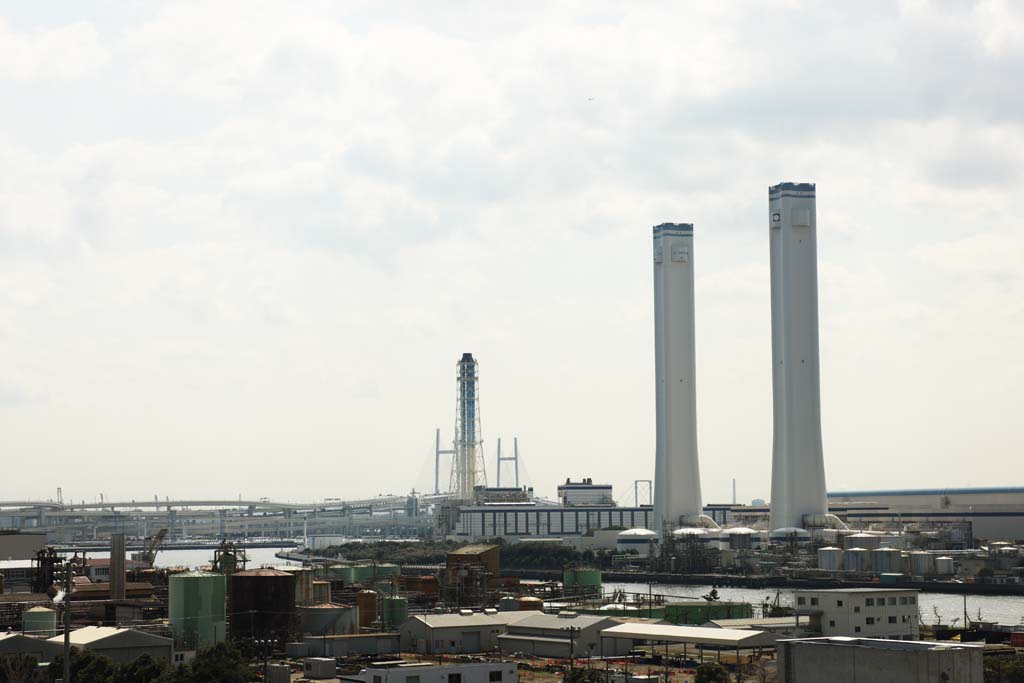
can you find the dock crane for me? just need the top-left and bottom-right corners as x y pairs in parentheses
(137, 528), (167, 567)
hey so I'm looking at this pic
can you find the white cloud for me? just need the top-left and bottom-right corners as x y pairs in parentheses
(0, 18), (109, 80)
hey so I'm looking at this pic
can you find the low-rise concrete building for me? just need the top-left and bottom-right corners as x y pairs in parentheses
(353, 660), (518, 683)
(47, 626), (173, 664)
(498, 613), (635, 659)
(793, 588), (919, 640)
(777, 637), (983, 682)
(400, 612), (533, 654)
(0, 633), (64, 663)
(304, 632), (401, 658)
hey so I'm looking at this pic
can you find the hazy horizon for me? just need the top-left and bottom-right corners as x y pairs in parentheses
(2, 2), (1022, 505)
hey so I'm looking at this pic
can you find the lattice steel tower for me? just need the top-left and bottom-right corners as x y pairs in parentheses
(450, 353), (487, 500)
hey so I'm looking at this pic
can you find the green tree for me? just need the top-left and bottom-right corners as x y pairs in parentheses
(694, 662), (730, 683)
(183, 642), (256, 683)
(49, 648), (117, 683)
(0, 653), (45, 683)
(984, 654), (1024, 683)
(114, 654), (168, 683)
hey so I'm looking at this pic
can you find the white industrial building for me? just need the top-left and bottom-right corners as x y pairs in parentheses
(557, 479), (613, 507)
(776, 637), (983, 683)
(47, 626), (173, 664)
(399, 612), (534, 654)
(792, 589), (920, 641)
(352, 660), (518, 683)
(449, 505), (652, 540)
(497, 613), (635, 659)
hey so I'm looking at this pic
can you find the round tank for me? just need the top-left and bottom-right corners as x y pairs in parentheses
(517, 597), (543, 611)
(299, 603), (359, 636)
(227, 568), (296, 642)
(769, 527), (811, 543)
(817, 547), (843, 571)
(843, 548), (872, 573)
(563, 568), (602, 590)
(721, 527), (755, 550)
(845, 533), (881, 550)
(498, 596), (519, 612)
(170, 571), (227, 649)
(356, 590), (377, 628)
(909, 552), (934, 576)
(934, 556), (955, 576)
(381, 596), (408, 628)
(672, 527), (714, 541)
(872, 548), (902, 574)
(22, 606), (57, 638)
(617, 529), (658, 558)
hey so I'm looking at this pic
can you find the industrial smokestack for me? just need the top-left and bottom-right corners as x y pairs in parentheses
(451, 353), (486, 501)
(652, 223), (703, 532)
(767, 182), (828, 530)
(110, 533), (126, 600)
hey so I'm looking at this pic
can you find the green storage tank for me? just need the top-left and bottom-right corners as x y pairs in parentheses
(563, 567), (602, 590)
(22, 606), (57, 637)
(169, 571), (227, 649)
(381, 596), (408, 629)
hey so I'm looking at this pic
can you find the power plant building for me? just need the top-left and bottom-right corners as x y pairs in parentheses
(652, 223), (703, 532)
(768, 183), (829, 531)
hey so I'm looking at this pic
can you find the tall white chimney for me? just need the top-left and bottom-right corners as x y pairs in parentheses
(652, 223), (703, 532)
(768, 182), (828, 530)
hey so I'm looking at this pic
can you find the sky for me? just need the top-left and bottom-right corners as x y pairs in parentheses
(1, 1), (1022, 506)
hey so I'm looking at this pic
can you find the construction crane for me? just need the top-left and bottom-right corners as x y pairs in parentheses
(136, 528), (167, 567)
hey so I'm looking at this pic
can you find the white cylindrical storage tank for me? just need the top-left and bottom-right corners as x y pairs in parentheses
(721, 527), (755, 550)
(909, 551), (934, 576)
(769, 527), (812, 544)
(844, 532), (880, 550)
(672, 527), (715, 543)
(818, 528), (839, 546)
(872, 548), (902, 574)
(934, 557), (955, 576)
(617, 528), (658, 558)
(817, 547), (843, 571)
(844, 548), (872, 573)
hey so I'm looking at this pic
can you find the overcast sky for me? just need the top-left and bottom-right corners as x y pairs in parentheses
(1, 1), (1022, 505)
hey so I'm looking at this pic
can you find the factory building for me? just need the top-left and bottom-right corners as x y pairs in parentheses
(652, 222), (704, 531)
(828, 487), (1024, 541)
(449, 505), (652, 540)
(557, 479), (613, 507)
(498, 613), (635, 658)
(776, 637), (982, 683)
(399, 611), (534, 654)
(793, 589), (920, 641)
(767, 182), (829, 531)
(46, 626), (173, 665)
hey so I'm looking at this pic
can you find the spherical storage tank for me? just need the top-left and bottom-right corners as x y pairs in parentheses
(299, 603), (359, 636)
(228, 568), (296, 642)
(817, 547), (843, 571)
(872, 548), (902, 574)
(934, 557), (955, 576)
(909, 552), (934, 576)
(22, 606), (57, 638)
(843, 548), (872, 573)
(170, 571), (227, 649)
(617, 529), (658, 558)
(381, 596), (408, 629)
(769, 527), (811, 545)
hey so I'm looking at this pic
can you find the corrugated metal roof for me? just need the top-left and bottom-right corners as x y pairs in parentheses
(47, 626), (172, 646)
(600, 623), (776, 647)
(411, 612), (532, 628)
(231, 568), (292, 577)
(508, 613), (611, 630)
(448, 545), (499, 555)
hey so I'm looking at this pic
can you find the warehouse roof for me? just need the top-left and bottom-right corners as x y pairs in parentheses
(448, 545), (499, 555)
(409, 612), (532, 629)
(507, 613), (612, 630)
(600, 623), (777, 648)
(48, 626), (172, 647)
(703, 617), (801, 629)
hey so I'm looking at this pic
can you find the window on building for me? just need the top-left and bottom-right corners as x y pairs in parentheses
(866, 617), (875, 625)
(899, 597), (907, 605)
(888, 597), (897, 605)
(449, 675), (462, 683)
(854, 606), (860, 613)
(810, 597), (819, 606)
(866, 598), (874, 606)
(374, 677), (382, 683)
(829, 620), (835, 627)
(836, 600), (843, 607)
(854, 627), (861, 633)
(489, 672), (503, 682)
(407, 677), (420, 683)
(797, 597), (806, 605)
(909, 597), (916, 604)
(889, 616), (897, 624)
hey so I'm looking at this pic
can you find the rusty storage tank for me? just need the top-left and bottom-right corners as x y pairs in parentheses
(355, 590), (377, 628)
(517, 597), (543, 611)
(228, 568), (297, 642)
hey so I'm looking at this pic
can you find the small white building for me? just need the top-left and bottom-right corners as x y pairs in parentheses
(792, 589), (920, 640)
(557, 480), (614, 507)
(400, 612), (534, 654)
(777, 637), (983, 683)
(355, 661), (518, 683)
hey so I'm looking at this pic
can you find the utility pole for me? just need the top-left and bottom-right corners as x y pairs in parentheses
(61, 559), (74, 683)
